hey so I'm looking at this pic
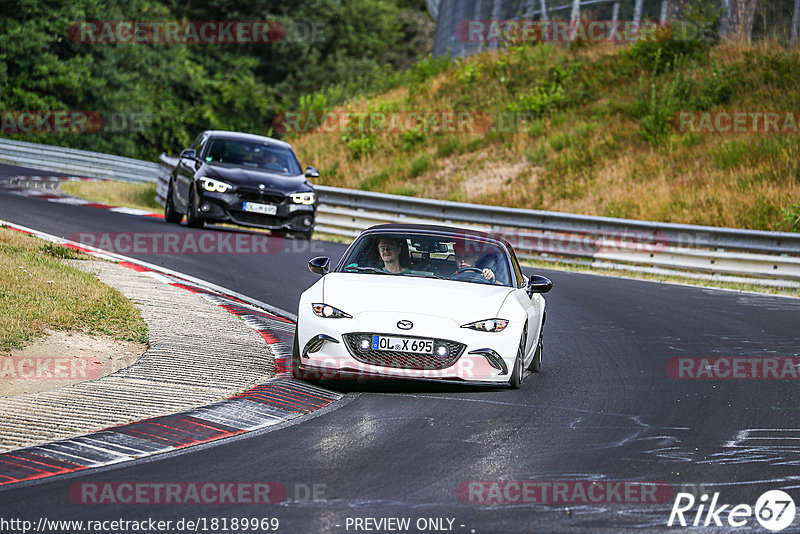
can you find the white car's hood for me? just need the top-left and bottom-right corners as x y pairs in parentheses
(322, 273), (513, 323)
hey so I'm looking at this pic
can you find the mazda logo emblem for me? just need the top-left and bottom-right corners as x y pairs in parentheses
(397, 320), (413, 330)
(259, 184), (266, 190)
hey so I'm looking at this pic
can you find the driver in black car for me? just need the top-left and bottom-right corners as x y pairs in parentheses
(260, 150), (288, 172)
(452, 241), (496, 282)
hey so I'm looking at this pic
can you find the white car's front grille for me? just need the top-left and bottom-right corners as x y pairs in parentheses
(342, 333), (465, 370)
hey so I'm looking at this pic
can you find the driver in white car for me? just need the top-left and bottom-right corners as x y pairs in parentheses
(452, 241), (496, 282)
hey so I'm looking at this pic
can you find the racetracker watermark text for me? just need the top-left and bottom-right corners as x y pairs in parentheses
(457, 480), (674, 504)
(273, 111), (492, 135)
(69, 21), (324, 44)
(667, 357), (800, 379)
(0, 356), (103, 380)
(457, 19), (662, 43)
(69, 482), (291, 504)
(672, 111), (800, 134)
(0, 111), (150, 134)
(70, 232), (290, 255)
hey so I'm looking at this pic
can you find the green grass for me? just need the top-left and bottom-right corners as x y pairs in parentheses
(288, 37), (800, 232)
(60, 181), (161, 212)
(409, 154), (432, 177)
(0, 228), (148, 351)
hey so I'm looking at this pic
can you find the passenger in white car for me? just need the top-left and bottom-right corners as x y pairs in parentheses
(377, 237), (411, 274)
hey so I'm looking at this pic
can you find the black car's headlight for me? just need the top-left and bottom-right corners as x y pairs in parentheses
(461, 319), (509, 332)
(199, 177), (232, 193)
(312, 303), (352, 318)
(291, 192), (315, 205)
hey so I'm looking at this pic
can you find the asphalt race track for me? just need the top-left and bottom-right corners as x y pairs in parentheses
(1, 165), (799, 532)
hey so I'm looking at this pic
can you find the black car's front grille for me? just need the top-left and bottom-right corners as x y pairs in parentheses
(229, 211), (283, 228)
(342, 333), (465, 370)
(237, 188), (286, 204)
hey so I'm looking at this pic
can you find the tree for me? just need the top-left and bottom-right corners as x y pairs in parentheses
(0, 0), (434, 159)
(728, 0), (759, 42)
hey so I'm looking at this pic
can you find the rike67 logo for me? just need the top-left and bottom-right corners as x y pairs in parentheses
(668, 490), (796, 531)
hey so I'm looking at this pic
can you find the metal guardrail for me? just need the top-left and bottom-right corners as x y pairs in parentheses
(314, 186), (800, 256)
(154, 154), (800, 286)
(3, 139), (795, 286)
(0, 137), (159, 183)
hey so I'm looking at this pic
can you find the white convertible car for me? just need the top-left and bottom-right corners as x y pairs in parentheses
(293, 224), (552, 388)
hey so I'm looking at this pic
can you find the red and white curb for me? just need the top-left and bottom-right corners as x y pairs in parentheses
(0, 221), (340, 487)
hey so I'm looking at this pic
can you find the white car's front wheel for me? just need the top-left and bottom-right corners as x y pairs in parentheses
(291, 332), (303, 379)
(530, 332), (542, 373)
(509, 330), (525, 389)
(529, 313), (545, 373)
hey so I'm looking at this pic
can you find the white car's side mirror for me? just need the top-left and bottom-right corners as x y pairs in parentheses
(308, 256), (330, 276)
(527, 275), (553, 295)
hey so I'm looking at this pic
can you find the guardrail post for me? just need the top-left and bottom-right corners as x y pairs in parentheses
(569, 0), (581, 41)
(489, 0), (501, 50)
(633, 0), (644, 40)
(611, 2), (620, 32)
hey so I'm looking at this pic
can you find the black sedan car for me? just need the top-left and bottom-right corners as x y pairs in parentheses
(165, 130), (319, 239)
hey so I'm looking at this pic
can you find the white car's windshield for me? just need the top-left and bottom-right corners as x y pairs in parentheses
(340, 232), (512, 286)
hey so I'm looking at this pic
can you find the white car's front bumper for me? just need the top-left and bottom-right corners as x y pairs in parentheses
(296, 310), (522, 385)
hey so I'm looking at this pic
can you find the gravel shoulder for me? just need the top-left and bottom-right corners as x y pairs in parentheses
(0, 329), (144, 397)
(0, 260), (274, 453)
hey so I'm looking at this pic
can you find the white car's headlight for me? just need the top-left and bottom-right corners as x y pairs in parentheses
(312, 303), (351, 318)
(461, 319), (509, 332)
(291, 192), (315, 205)
(199, 177), (232, 193)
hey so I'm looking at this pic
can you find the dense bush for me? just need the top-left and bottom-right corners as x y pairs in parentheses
(625, 0), (721, 74)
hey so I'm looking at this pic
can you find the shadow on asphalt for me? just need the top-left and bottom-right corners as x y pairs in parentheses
(305, 377), (510, 395)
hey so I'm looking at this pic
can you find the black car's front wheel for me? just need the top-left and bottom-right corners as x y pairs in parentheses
(294, 230), (313, 241)
(164, 182), (183, 224)
(276, 229), (314, 241)
(185, 186), (205, 229)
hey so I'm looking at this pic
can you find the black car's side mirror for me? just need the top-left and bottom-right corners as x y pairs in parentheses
(180, 149), (197, 160)
(305, 166), (320, 178)
(308, 256), (330, 276)
(526, 275), (553, 295)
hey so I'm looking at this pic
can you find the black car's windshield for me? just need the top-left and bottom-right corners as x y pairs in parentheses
(340, 232), (512, 286)
(204, 139), (302, 175)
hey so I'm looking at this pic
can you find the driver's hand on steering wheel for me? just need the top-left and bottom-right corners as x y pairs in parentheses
(481, 268), (495, 281)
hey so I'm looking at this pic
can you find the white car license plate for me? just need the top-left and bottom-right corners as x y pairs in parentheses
(372, 335), (433, 354)
(243, 202), (277, 215)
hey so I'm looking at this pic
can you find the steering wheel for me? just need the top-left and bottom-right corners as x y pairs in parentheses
(453, 266), (485, 280)
(453, 266), (498, 284)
